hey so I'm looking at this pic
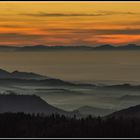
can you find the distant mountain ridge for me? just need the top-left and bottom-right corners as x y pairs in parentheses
(1, 69), (140, 88)
(0, 44), (140, 52)
(0, 69), (48, 80)
(0, 68), (96, 88)
(0, 68), (85, 88)
(101, 83), (140, 91)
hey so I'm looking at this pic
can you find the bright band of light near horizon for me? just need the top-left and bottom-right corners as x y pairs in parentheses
(0, 2), (140, 46)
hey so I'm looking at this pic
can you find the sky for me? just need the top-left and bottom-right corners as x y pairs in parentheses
(1, 2), (140, 46)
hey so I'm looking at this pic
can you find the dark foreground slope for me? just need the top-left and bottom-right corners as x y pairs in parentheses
(74, 106), (114, 117)
(0, 94), (79, 117)
(0, 95), (140, 138)
(0, 113), (140, 138)
(108, 104), (140, 119)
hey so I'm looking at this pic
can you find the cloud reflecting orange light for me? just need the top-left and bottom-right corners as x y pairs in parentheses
(0, 2), (140, 46)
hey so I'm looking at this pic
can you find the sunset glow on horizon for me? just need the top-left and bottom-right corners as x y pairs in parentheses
(1, 2), (140, 46)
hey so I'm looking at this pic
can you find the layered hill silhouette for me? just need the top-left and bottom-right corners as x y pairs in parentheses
(0, 69), (96, 87)
(2, 93), (140, 119)
(119, 95), (140, 101)
(108, 104), (140, 119)
(74, 106), (115, 117)
(0, 69), (48, 80)
(1, 69), (140, 88)
(0, 94), (80, 117)
(0, 69), (76, 86)
(101, 83), (140, 91)
(0, 44), (140, 52)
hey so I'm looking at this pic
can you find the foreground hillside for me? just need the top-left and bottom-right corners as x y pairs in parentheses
(0, 94), (79, 117)
(74, 106), (114, 117)
(108, 104), (140, 119)
(0, 113), (139, 138)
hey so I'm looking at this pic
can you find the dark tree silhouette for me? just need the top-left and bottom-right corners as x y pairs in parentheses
(0, 113), (139, 138)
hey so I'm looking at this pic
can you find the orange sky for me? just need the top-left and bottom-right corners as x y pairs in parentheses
(0, 2), (140, 46)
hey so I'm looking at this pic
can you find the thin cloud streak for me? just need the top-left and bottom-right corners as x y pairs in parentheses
(21, 11), (139, 17)
(44, 28), (140, 35)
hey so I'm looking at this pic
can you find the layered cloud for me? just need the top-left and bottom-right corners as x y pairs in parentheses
(0, 2), (140, 46)
(44, 28), (140, 35)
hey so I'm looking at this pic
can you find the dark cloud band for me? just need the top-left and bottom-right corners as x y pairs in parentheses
(21, 11), (138, 17)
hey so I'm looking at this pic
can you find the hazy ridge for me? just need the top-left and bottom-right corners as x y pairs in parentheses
(0, 44), (140, 52)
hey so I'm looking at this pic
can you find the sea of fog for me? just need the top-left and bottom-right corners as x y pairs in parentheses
(0, 50), (140, 111)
